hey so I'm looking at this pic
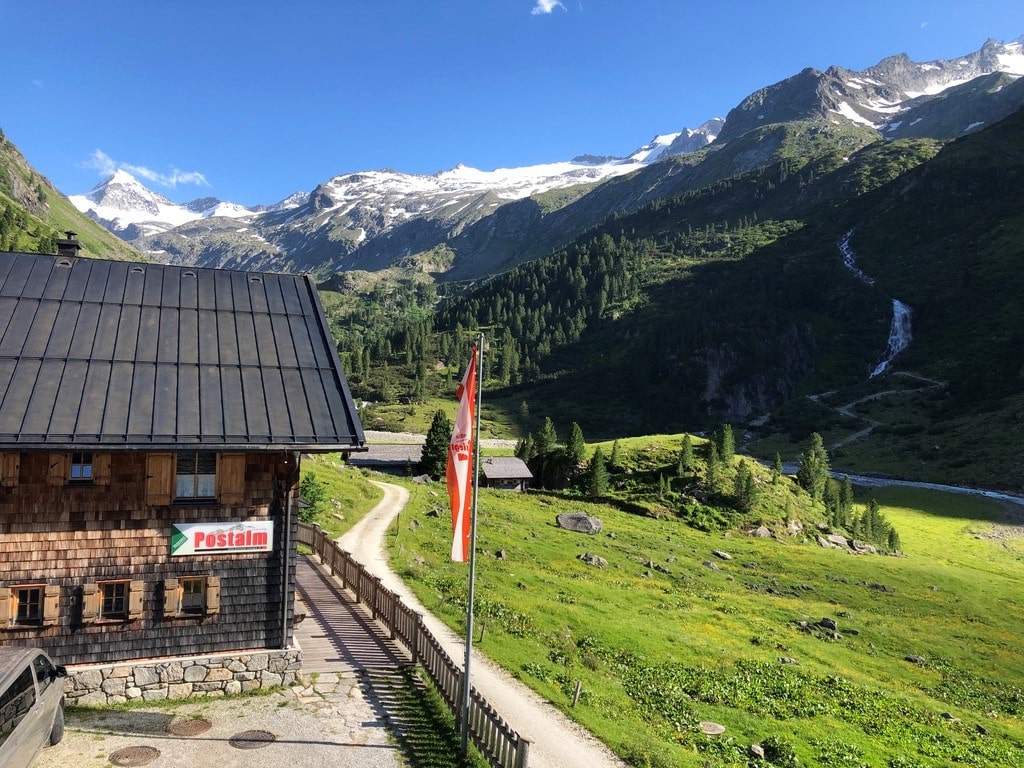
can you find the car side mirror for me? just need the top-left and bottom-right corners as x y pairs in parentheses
(54, 666), (68, 679)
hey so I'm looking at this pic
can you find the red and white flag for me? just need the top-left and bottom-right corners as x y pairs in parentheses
(446, 347), (477, 562)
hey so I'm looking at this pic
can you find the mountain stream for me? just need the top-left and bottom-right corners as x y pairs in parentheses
(838, 230), (912, 377)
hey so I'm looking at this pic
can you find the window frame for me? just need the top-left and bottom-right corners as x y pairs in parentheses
(0, 584), (58, 629)
(99, 580), (130, 620)
(179, 577), (207, 615)
(12, 585), (42, 626)
(69, 451), (94, 483)
(163, 576), (220, 618)
(175, 451), (217, 501)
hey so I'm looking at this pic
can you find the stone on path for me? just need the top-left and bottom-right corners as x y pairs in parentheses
(700, 721), (726, 736)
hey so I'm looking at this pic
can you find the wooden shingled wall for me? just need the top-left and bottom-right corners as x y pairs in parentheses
(0, 451), (298, 666)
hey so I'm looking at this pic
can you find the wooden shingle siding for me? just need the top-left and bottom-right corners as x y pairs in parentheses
(0, 451), (296, 665)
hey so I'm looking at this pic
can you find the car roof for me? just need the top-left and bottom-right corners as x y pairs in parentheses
(0, 646), (43, 686)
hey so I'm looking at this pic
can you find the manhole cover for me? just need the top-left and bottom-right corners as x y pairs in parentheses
(229, 729), (277, 749)
(166, 717), (212, 737)
(109, 746), (161, 766)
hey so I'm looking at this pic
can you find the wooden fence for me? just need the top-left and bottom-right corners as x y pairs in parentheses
(297, 522), (531, 768)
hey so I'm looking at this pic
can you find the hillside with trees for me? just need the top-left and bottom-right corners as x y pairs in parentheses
(336, 108), (1024, 490)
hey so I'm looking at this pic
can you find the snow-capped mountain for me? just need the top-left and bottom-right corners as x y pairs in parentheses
(626, 119), (726, 163)
(70, 169), (262, 236)
(719, 37), (1024, 142)
(75, 36), (1024, 279)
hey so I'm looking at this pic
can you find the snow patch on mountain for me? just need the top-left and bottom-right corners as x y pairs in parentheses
(71, 169), (258, 233)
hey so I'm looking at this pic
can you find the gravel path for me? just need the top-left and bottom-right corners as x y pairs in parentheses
(338, 481), (628, 768)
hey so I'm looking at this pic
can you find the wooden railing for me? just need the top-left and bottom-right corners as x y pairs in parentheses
(297, 522), (531, 768)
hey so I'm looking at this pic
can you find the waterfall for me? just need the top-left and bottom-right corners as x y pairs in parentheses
(837, 230), (913, 378)
(870, 300), (913, 377)
(838, 229), (874, 286)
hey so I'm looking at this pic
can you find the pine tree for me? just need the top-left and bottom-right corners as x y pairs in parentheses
(421, 410), (452, 479)
(734, 460), (757, 512)
(515, 434), (536, 463)
(566, 422), (586, 466)
(772, 453), (783, 485)
(887, 527), (901, 553)
(586, 447), (608, 496)
(535, 417), (559, 456)
(719, 424), (735, 465)
(658, 472), (667, 499)
(839, 476), (854, 528)
(823, 480), (840, 526)
(707, 443), (719, 494)
(609, 439), (622, 471)
(681, 433), (694, 471)
(796, 432), (830, 501)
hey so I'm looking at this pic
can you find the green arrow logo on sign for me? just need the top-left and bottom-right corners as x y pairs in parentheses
(171, 525), (188, 555)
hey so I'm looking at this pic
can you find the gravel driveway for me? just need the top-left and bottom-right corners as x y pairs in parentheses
(32, 671), (404, 768)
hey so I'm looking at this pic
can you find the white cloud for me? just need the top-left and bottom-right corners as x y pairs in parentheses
(82, 149), (210, 188)
(531, 0), (565, 15)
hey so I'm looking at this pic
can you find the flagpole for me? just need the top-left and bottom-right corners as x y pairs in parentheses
(461, 332), (484, 757)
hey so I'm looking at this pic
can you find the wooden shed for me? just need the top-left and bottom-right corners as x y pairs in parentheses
(0, 249), (364, 667)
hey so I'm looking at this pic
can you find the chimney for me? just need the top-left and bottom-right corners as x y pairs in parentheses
(55, 231), (81, 259)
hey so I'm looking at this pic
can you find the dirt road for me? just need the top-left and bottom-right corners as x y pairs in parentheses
(338, 481), (627, 768)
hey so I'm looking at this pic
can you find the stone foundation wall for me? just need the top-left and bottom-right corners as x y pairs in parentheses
(64, 647), (302, 705)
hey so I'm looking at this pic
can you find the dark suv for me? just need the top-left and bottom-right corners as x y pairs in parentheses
(0, 648), (66, 768)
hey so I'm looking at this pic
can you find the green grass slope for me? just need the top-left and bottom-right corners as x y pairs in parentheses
(0, 129), (141, 260)
(385, 471), (1024, 767)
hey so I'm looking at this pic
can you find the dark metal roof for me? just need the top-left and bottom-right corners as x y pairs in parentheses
(480, 457), (532, 480)
(0, 251), (365, 451)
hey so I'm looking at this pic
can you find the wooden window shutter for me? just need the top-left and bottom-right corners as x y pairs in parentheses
(0, 587), (10, 629)
(81, 583), (99, 622)
(42, 585), (60, 626)
(93, 453), (112, 486)
(163, 579), (180, 617)
(206, 576), (221, 615)
(146, 453), (174, 506)
(47, 453), (69, 486)
(216, 453), (246, 505)
(128, 580), (145, 619)
(0, 453), (19, 487)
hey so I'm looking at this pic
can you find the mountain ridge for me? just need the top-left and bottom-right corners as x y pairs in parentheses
(70, 36), (1024, 280)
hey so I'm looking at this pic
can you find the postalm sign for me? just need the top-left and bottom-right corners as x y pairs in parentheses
(171, 521), (274, 556)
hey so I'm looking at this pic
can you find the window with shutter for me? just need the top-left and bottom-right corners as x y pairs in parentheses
(176, 452), (216, 499)
(0, 588), (9, 629)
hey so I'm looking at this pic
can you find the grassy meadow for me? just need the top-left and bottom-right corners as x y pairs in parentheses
(372, 451), (1024, 767)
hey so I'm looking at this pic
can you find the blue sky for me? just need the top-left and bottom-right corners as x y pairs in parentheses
(3, 1), (1022, 206)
